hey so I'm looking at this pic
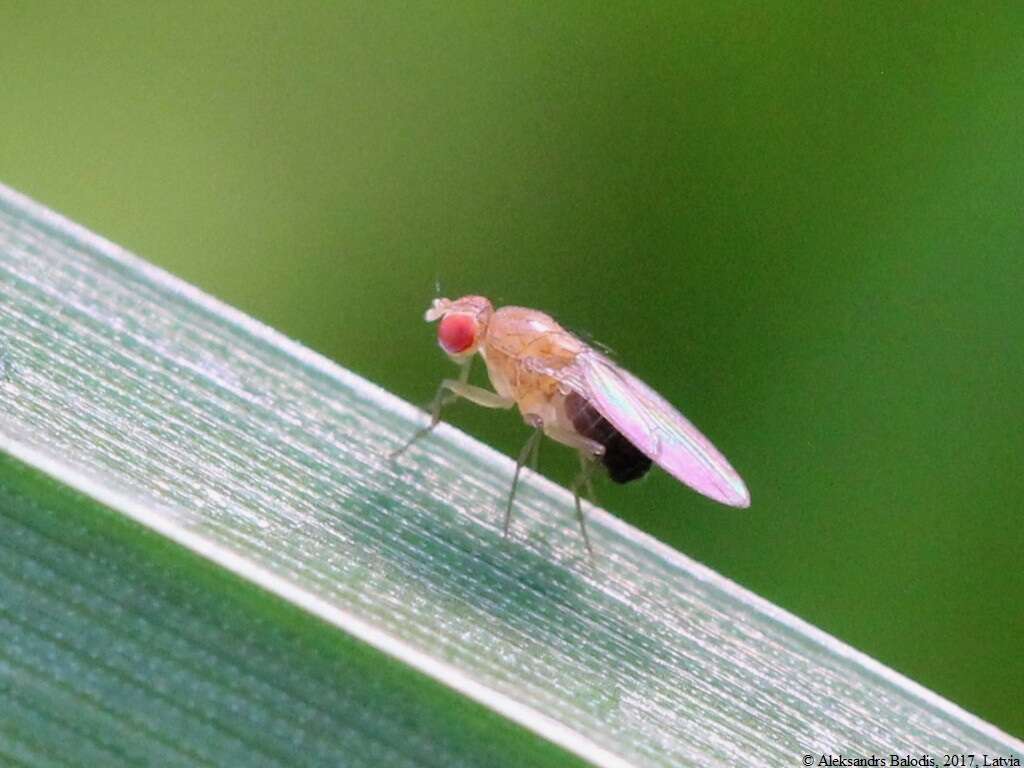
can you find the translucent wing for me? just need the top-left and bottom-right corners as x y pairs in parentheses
(578, 350), (750, 507)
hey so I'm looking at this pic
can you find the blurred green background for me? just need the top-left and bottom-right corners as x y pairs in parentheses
(2, 1), (1021, 737)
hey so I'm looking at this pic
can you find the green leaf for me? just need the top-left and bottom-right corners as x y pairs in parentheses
(0, 183), (1019, 766)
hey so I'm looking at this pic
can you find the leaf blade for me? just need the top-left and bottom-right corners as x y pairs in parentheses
(0, 183), (1019, 766)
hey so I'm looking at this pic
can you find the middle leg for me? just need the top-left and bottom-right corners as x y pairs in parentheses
(503, 417), (544, 537)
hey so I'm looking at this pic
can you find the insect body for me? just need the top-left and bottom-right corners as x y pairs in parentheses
(394, 295), (750, 557)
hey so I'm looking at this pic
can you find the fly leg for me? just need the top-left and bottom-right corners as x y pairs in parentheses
(540, 424), (603, 459)
(503, 417), (544, 538)
(390, 362), (514, 458)
(523, 423), (602, 559)
(390, 362), (467, 459)
(578, 451), (598, 506)
(570, 455), (599, 561)
(529, 432), (541, 473)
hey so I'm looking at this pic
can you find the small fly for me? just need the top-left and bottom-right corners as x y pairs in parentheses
(393, 295), (750, 557)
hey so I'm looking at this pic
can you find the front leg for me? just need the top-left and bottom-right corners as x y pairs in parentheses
(391, 372), (515, 458)
(443, 381), (516, 409)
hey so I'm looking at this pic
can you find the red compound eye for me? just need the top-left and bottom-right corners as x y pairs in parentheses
(438, 314), (476, 354)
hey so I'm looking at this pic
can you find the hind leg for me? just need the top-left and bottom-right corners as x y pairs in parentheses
(570, 455), (599, 560)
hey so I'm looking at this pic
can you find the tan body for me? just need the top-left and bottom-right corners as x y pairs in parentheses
(406, 295), (618, 462)
(478, 307), (599, 454)
(395, 294), (748, 558)
(394, 294), (637, 557)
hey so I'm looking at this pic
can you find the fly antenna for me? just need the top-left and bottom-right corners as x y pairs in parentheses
(424, 297), (450, 322)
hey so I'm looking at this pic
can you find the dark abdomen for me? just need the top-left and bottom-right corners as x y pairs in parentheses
(564, 392), (652, 483)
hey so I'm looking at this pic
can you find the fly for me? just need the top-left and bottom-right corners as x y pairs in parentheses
(393, 295), (750, 557)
